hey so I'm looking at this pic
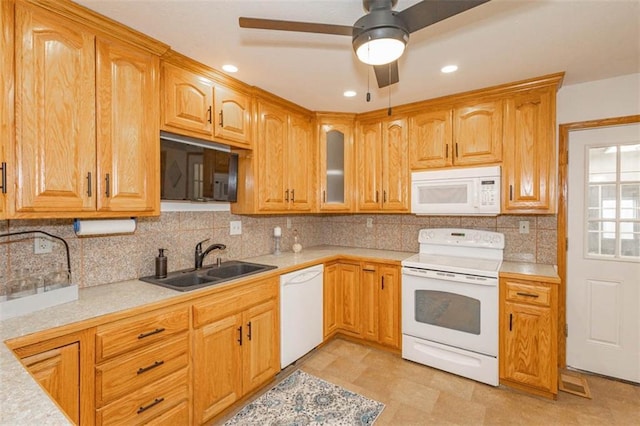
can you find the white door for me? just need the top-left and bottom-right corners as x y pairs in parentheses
(567, 122), (640, 383)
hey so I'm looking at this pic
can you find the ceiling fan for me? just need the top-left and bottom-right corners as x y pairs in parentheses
(239, 0), (490, 88)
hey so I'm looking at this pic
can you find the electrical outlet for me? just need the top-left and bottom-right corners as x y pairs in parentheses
(230, 221), (242, 235)
(519, 220), (530, 234)
(286, 218), (292, 229)
(366, 217), (374, 228)
(34, 236), (53, 254)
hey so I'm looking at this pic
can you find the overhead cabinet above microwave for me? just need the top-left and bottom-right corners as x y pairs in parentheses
(411, 166), (501, 216)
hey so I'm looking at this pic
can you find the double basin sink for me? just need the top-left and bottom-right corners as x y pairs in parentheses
(140, 260), (277, 292)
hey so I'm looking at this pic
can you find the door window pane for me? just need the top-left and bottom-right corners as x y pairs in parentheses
(586, 143), (639, 260)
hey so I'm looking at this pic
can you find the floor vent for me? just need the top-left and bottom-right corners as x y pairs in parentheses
(559, 370), (592, 399)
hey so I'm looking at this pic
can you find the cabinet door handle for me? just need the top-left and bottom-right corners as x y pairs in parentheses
(247, 321), (252, 341)
(285, 189), (289, 202)
(105, 173), (110, 198)
(219, 110), (224, 127)
(237, 325), (243, 345)
(137, 327), (165, 339)
(291, 189), (295, 202)
(375, 190), (379, 203)
(207, 106), (212, 124)
(381, 276), (385, 290)
(0, 162), (6, 194)
(137, 397), (164, 414)
(445, 144), (449, 159)
(137, 360), (164, 375)
(516, 292), (539, 298)
(509, 313), (513, 331)
(323, 190), (326, 203)
(86, 172), (92, 197)
(362, 268), (375, 272)
(455, 143), (459, 158)
(383, 190), (387, 203)
(509, 185), (513, 201)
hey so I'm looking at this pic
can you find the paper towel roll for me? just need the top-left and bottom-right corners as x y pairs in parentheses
(73, 219), (137, 236)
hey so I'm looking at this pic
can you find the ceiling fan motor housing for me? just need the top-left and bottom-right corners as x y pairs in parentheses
(352, 8), (410, 53)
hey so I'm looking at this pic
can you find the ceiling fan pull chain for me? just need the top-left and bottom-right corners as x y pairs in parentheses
(387, 64), (392, 116)
(366, 64), (371, 102)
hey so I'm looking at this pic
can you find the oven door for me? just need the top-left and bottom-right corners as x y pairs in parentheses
(401, 267), (498, 356)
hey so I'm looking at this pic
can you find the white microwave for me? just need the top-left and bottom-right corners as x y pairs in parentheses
(411, 166), (501, 216)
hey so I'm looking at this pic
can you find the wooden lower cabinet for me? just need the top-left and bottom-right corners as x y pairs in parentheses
(13, 329), (95, 425)
(21, 343), (80, 422)
(94, 306), (191, 425)
(499, 276), (558, 399)
(361, 263), (401, 349)
(325, 260), (401, 349)
(192, 277), (279, 424)
(323, 261), (361, 338)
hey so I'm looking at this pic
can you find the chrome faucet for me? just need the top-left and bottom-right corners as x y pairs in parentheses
(194, 239), (227, 269)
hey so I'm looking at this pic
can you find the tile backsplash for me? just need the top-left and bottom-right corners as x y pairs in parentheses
(0, 212), (557, 289)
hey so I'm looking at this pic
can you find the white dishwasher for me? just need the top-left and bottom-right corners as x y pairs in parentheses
(280, 264), (324, 369)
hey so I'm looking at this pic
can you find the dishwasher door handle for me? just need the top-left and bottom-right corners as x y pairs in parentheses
(281, 270), (323, 286)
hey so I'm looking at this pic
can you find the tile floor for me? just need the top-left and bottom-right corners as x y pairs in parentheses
(285, 338), (639, 425)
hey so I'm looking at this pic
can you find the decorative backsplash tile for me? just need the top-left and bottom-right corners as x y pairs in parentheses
(0, 213), (558, 288)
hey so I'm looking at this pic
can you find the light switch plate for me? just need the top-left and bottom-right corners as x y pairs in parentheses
(230, 221), (242, 235)
(366, 218), (374, 228)
(286, 218), (292, 229)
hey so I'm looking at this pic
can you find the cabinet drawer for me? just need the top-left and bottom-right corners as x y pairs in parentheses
(146, 400), (189, 425)
(192, 277), (278, 328)
(96, 307), (189, 362)
(96, 334), (189, 406)
(96, 368), (189, 426)
(504, 281), (551, 307)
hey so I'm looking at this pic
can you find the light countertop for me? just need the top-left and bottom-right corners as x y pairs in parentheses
(0, 245), (557, 424)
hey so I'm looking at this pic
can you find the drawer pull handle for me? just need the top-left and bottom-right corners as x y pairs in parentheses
(247, 321), (252, 341)
(362, 268), (375, 272)
(137, 360), (164, 375)
(137, 327), (165, 339)
(516, 292), (539, 298)
(137, 397), (164, 414)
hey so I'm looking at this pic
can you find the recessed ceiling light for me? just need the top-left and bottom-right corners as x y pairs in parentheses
(343, 90), (357, 97)
(222, 64), (238, 73)
(441, 65), (458, 74)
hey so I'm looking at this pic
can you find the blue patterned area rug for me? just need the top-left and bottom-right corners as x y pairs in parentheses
(224, 370), (385, 425)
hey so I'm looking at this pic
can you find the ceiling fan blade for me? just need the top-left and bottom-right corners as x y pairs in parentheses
(239, 17), (353, 36)
(398, 0), (490, 34)
(373, 61), (399, 88)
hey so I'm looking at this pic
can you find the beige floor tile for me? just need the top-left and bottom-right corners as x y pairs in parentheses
(224, 338), (639, 426)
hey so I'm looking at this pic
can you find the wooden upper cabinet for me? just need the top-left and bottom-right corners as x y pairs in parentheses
(14, 4), (96, 214)
(96, 38), (159, 214)
(453, 99), (503, 166)
(502, 87), (556, 213)
(162, 63), (214, 137)
(317, 115), (355, 212)
(357, 121), (383, 210)
(288, 113), (314, 211)
(382, 118), (409, 211)
(252, 99), (314, 213)
(409, 109), (453, 169)
(357, 118), (409, 212)
(9, 3), (161, 218)
(409, 100), (501, 170)
(257, 101), (288, 211)
(214, 82), (252, 147)
(161, 61), (252, 148)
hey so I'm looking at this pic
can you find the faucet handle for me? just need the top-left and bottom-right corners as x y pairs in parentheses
(195, 239), (210, 251)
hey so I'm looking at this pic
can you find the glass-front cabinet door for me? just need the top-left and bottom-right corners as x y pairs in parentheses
(317, 114), (355, 211)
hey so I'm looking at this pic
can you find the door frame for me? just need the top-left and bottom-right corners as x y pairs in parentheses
(557, 114), (640, 367)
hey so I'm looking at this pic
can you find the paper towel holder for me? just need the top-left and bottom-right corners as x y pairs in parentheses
(73, 218), (137, 237)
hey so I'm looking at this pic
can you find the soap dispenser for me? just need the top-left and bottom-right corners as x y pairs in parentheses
(155, 248), (167, 278)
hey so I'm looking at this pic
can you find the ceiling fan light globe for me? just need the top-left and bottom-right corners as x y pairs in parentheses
(356, 38), (405, 65)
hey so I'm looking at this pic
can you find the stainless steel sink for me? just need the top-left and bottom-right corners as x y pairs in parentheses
(139, 260), (276, 292)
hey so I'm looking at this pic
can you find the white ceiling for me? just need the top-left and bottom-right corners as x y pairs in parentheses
(76, 0), (640, 113)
